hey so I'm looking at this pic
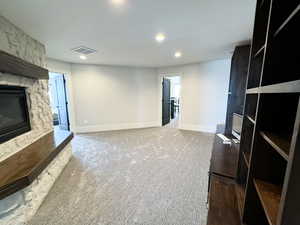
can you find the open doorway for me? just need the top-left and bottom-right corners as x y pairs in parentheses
(162, 76), (181, 128)
(48, 72), (70, 131)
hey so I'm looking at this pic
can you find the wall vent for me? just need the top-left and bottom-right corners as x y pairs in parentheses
(72, 46), (97, 55)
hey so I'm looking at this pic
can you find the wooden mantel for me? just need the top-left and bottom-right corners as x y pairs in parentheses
(0, 50), (49, 80)
(0, 130), (73, 200)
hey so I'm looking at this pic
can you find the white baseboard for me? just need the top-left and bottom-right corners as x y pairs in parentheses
(75, 121), (160, 133)
(179, 124), (216, 133)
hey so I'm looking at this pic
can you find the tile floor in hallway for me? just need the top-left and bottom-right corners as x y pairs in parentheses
(28, 125), (214, 225)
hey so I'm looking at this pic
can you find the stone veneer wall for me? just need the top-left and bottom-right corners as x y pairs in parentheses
(0, 15), (52, 162)
(0, 15), (73, 225)
(0, 15), (46, 67)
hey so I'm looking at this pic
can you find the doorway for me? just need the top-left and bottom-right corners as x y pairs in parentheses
(162, 76), (181, 127)
(48, 72), (70, 131)
(162, 78), (171, 126)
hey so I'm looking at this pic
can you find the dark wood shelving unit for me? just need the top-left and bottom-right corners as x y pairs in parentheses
(247, 80), (300, 94)
(245, 93), (258, 122)
(254, 45), (265, 58)
(246, 87), (260, 94)
(259, 0), (266, 8)
(273, 3), (300, 37)
(246, 116), (255, 124)
(260, 131), (290, 160)
(237, 1), (300, 225)
(247, 54), (264, 89)
(260, 80), (300, 93)
(253, 179), (282, 225)
(235, 183), (246, 219)
(243, 151), (250, 168)
(239, 118), (254, 169)
(261, 3), (300, 86)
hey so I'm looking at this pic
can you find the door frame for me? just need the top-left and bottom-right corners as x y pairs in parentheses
(59, 74), (71, 131)
(49, 71), (74, 131)
(158, 73), (182, 127)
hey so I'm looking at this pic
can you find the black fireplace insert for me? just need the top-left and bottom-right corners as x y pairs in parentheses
(0, 85), (31, 144)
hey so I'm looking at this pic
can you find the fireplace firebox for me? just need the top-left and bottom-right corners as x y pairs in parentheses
(0, 85), (31, 144)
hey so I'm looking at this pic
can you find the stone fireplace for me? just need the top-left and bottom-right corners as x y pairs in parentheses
(0, 15), (73, 225)
(0, 74), (53, 161)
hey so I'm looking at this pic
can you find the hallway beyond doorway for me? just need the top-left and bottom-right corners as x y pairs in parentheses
(166, 76), (181, 128)
(166, 113), (179, 128)
(48, 72), (70, 131)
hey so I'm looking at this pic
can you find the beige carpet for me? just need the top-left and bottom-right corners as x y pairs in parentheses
(28, 125), (214, 225)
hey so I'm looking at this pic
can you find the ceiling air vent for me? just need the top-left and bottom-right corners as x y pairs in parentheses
(72, 46), (97, 55)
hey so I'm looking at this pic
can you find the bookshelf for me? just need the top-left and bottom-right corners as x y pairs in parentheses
(237, 1), (300, 225)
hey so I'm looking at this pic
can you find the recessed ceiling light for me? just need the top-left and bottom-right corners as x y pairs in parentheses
(111, 0), (125, 6)
(155, 33), (166, 43)
(174, 51), (182, 58)
(80, 55), (87, 60)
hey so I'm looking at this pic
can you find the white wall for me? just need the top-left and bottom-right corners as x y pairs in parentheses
(158, 59), (231, 133)
(70, 64), (159, 132)
(47, 58), (231, 134)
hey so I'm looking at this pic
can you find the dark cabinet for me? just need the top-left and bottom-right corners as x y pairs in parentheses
(225, 45), (251, 136)
(207, 124), (241, 225)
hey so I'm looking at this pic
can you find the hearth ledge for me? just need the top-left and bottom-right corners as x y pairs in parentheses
(0, 131), (73, 225)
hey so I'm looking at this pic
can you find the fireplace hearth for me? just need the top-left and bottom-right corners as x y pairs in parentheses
(0, 85), (31, 144)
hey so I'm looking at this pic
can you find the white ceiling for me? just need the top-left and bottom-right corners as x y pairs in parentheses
(0, 0), (256, 67)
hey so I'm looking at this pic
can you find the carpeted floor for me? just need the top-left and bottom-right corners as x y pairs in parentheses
(28, 124), (214, 225)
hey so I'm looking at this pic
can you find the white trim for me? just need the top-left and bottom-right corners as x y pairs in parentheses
(179, 124), (216, 133)
(46, 58), (76, 133)
(75, 121), (160, 133)
(63, 73), (76, 132)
